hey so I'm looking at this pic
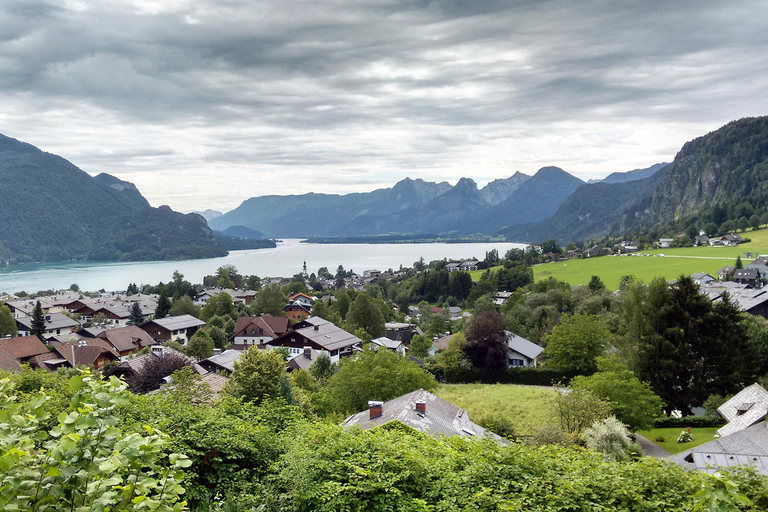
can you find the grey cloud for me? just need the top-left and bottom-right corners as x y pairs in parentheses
(1, 0), (767, 211)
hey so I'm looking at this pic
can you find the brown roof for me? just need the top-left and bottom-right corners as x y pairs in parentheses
(98, 326), (155, 352)
(0, 349), (22, 371)
(233, 315), (291, 339)
(29, 352), (60, 371)
(53, 345), (117, 367)
(0, 336), (50, 360)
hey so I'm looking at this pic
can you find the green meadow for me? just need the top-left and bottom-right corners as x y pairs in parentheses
(529, 226), (768, 290)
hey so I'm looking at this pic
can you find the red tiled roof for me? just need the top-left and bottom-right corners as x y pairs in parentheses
(0, 349), (22, 371)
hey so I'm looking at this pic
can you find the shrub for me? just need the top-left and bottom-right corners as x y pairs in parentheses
(585, 416), (634, 461)
(677, 430), (693, 443)
(655, 436), (666, 443)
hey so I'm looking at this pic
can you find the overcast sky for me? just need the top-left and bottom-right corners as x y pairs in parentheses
(2, 0), (767, 213)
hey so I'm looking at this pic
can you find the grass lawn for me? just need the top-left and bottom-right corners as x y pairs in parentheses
(435, 383), (557, 435)
(531, 226), (768, 291)
(636, 427), (720, 455)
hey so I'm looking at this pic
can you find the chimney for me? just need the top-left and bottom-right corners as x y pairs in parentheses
(368, 400), (383, 419)
(415, 400), (426, 413)
(304, 347), (312, 359)
(314, 325), (319, 330)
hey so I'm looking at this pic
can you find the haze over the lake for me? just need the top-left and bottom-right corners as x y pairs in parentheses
(2, 0), (767, 213)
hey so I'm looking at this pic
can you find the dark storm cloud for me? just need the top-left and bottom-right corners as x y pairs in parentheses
(1, 0), (767, 210)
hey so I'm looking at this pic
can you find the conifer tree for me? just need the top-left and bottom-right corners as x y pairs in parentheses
(128, 302), (144, 326)
(735, 255), (743, 269)
(155, 285), (171, 319)
(30, 301), (46, 340)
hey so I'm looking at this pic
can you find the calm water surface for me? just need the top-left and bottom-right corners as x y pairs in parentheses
(0, 239), (526, 293)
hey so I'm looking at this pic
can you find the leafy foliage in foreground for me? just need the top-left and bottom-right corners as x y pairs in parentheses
(3, 368), (768, 511)
(0, 372), (190, 511)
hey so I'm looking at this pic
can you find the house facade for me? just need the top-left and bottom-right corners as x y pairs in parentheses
(140, 315), (207, 344)
(265, 318), (361, 362)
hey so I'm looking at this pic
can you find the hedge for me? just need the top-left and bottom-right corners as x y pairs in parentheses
(653, 416), (725, 428)
(439, 367), (584, 386)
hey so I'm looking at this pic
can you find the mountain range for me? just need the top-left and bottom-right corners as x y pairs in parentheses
(3, 115), (767, 266)
(212, 116), (768, 244)
(0, 134), (227, 265)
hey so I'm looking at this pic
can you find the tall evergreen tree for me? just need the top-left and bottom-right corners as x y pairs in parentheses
(155, 285), (171, 319)
(30, 301), (46, 340)
(735, 255), (743, 269)
(127, 302), (144, 326)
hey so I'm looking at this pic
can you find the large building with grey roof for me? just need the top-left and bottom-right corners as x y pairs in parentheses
(265, 317), (361, 362)
(342, 389), (503, 442)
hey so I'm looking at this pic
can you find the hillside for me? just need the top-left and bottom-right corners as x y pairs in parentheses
(506, 165), (667, 243)
(601, 163), (668, 184)
(0, 134), (227, 265)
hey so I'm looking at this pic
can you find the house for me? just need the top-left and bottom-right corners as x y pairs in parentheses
(384, 322), (422, 344)
(493, 291), (514, 305)
(690, 273), (716, 286)
(505, 331), (544, 367)
(284, 300), (311, 322)
(231, 315), (291, 348)
(265, 318), (361, 362)
(566, 248), (583, 259)
(701, 283), (768, 319)
(430, 335), (452, 356)
(286, 347), (321, 372)
(459, 260), (480, 272)
(198, 349), (243, 375)
(366, 337), (407, 355)
(97, 325), (156, 360)
(694, 235), (710, 246)
(671, 384), (768, 475)
(0, 335), (51, 368)
(722, 234), (743, 246)
(287, 293), (313, 307)
(341, 389), (503, 441)
(658, 238), (674, 249)
(733, 268), (762, 288)
(15, 313), (79, 338)
(50, 342), (119, 371)
(746, 256), (768, 276)
(587, 246), (611, 257)
(194, 287), (259, 306)
(139, 315), (207, 344)
(445, 262), (462, 272)
(718, 266), (735, 280)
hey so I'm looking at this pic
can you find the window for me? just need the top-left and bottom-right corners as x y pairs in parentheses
(509, 358), (525, 367)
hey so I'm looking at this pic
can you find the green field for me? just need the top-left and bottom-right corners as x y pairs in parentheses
(435, 383), (557, 435)
(636, 427), (720, 455)
(530, 226), (768, 290)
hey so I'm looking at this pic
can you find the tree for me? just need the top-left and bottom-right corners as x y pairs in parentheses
(464, 311), (508, 370)
(30, 301), (46, 340)
(571, 357), (664, 431)
(91, 312), (108, 328)
(251, 284), (287, 317)
(631, 276), (758, 414)
(162, 365), (214, 404)
(126, 282), (139, 295)
(437, 332), (469, 371)
(408, 334), (433, 360)
(69, 283), (79, 292)
(245, 275), (262, 291)
(169, 295), (201, 318)
(127, 301), (144, 326)
(326, 347), (436, 413)
(228, 347), (286, 404)
(585, 416), (634, 461)
(738, 216), (749, 232)
(155, 284), (171, 319)
(345, 293), (385, 338)
(552, 386), (611, 434)
(735, 255), (743, 269)
(0, 304), (17, 338)
(187, 330), (214, 360)
(544, 314), (608, 373)
(309, 351), (336, 381)
(588, 276), (606, 294)
(200, 292), (236, 321)
(128, 350), (191, 393)
(215, 266), (236, 288)
(750, 214), (761, 229)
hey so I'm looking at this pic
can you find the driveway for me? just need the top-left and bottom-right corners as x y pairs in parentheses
(635, 433), (671, 458)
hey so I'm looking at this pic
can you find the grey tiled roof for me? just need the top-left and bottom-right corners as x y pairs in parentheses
(341, 389), (504, 442)
(293, 322), (361, 352)
(147, 315), (206, 330)
(717, 383), (768, 437)
(505, 331), (544, 360)
(671, 422), (768, 475)
(200, 349), (243, 372)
